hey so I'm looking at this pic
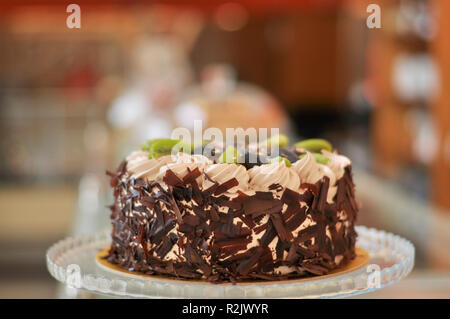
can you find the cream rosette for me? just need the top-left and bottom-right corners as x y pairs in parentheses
(157, 153), (212, 184)
(126, 151), (174, 181)
(203, 163), (249, 194)
(248, 161), (300, 192)
(292, 152), (337, 202)
(322, 150), (351, 180)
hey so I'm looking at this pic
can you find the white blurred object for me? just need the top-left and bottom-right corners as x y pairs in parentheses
(71, 173), (102, 235)
(392, 53), (439, 102)
(134, 112), (173, 141)
(131, 35), (193, 97)
(395, 0), (437, 40)
(174, 102), (207, 130)
(107, 89), (149, 129)
(406, 108), (438, 165)
(201, 64), (236, 97)
(108, 34), (196, 151)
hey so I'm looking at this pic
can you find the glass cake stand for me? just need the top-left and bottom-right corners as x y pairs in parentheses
(46, 226), (414, 298)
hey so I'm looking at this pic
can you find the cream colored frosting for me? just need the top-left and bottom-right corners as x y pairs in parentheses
(125, 149), (352, 204)
(157, 153), (212, 182)
(292, 152), (328, 184)
(291, 152), (338, 203)
(322, 150), (351, 180)
(126, 150), (149, 171)
(203, 163), (249, 193)
(126, 151), (174, 181)
(248, 161), (300, 191)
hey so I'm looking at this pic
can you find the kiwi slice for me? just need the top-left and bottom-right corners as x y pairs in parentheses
(141, 138), (164, 153)
(299, 152), (330, 165)
(268, 156), (292, 167)
(148, 139), (192, 159)
(219, 146), (242, 164)
(294, 138), (332, 153)
(260, 134), (290, 148)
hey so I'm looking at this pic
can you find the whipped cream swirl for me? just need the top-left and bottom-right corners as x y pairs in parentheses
(126, 151), (173, 181)
(292, 152), (330, 184)
(322, 150), (351, 180)
(203, 163), (249, 193)
(292, 152), (337, 202)
(157, 153), (212, 182)
(248, 161), (300, 192)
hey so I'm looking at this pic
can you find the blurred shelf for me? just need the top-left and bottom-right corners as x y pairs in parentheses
(0, 185), (77, 243)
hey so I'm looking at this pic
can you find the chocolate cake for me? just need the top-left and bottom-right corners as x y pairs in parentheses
(105, 137), (358, 283)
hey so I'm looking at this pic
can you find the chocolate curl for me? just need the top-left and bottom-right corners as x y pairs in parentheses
(168, 196), (183, 224)
(163, 169), (184, 187)
(182, 167), (202, 184)
(300, 183), (319, 196)
(312, 176), (329, 212)
(301, 262), (328, 276)
(236, 247), (263, 276)
(270, 213), (293, 242)
(213, 178), (239, 196)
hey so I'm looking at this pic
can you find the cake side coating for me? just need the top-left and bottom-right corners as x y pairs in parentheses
(106, 150), (358, 283)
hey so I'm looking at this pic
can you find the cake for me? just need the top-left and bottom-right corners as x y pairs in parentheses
(105, 136), (358, 283)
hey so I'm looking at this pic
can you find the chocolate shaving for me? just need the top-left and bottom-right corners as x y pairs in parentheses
(243, 197), (283, 217)
(213, 178), (239, 196)
(236, 247), (263, 275)
(168, 196), (183, 224)
(182, 167), (202, 184)
(270, 214), (292, 242)
(163, 170), (183, 187)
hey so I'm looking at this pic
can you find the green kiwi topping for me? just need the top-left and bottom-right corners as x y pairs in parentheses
(294, 138), (332, 153)
(298, 152), (330, 165)
(144, 138), (192, 159)
(141, 135), (336, 166)
(141, 138), (163, 153)
(268, 156), (292, 167)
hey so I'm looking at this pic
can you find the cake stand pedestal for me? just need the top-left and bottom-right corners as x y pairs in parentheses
(46, 226), (414, 298)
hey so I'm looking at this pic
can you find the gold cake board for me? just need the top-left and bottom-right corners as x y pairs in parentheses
(96, 247), (369, 286)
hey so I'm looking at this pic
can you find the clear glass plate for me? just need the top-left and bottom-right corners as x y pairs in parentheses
(46, 226), (415, 298)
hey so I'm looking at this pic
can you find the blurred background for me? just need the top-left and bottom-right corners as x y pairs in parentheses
(1, 0), (450, 298)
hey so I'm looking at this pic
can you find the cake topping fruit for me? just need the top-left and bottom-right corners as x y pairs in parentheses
(141, 138), (163, 153)
(268, 156), (292, 167)
(145, 138), (193, 159)
(294, 138), (333, 153)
